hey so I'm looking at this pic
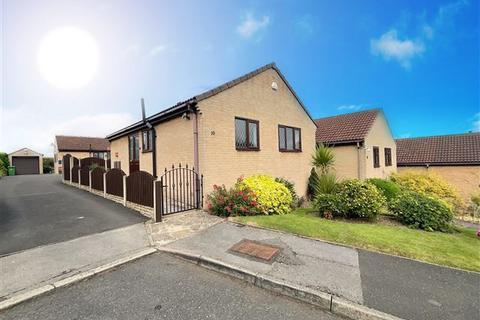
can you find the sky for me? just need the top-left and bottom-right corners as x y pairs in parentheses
(0, 0), (478, 156)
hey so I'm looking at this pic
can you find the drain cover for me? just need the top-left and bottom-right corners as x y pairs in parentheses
(229, 239), (280, 262)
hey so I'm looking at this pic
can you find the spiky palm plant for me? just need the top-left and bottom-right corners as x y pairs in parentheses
(311, 143), (335, 175)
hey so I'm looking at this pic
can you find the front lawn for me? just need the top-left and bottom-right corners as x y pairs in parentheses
(233, 209), (480, 272)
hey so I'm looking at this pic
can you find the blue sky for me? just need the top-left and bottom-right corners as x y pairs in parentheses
(0, 0), (478, 155)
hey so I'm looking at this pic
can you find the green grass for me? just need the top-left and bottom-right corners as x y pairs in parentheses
(233, 208), (480, 272)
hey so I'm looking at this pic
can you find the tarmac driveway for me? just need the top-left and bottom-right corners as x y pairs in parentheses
(0, 174), (146, 256)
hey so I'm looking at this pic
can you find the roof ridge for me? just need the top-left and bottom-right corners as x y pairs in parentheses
(395, 132), (480, 141)
(315, 108), (380, 122)
(55, 135), (108, 139)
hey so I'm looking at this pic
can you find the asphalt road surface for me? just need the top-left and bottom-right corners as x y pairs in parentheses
(0, 252), (341, 320)
(0, 174), (146, 255)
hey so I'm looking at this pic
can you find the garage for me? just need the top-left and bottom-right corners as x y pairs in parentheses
(8, 148), (43, 175)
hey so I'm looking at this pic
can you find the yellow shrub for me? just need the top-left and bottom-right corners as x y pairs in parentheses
(237, 175), (293, 215)
(391, 171), (462, 210)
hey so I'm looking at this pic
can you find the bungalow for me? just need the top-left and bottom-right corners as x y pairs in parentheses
(315, 109), (397, 180)
(53, 135), (110, 174)
(396, 132), (480, 201)
(106, 63), (317, 198)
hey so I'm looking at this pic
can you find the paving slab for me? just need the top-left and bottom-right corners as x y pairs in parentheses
(164, 221), (363, 303)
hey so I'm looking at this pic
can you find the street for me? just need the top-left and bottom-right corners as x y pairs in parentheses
(0, 252), (341, 320)
(0, 174), (146, 255)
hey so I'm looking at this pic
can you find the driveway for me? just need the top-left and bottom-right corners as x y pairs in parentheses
(0, 174), (146, 256)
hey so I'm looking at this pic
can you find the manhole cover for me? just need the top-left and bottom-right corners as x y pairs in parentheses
(229, 239), (280, 262)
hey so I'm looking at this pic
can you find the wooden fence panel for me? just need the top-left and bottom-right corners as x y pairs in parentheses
(106, 168), (125, 197)
(73, 157), (79, 167)
(80, 167), (90, 186)
(91, 167), (106, 191)
(63, 154), (71, 180)
(126, 171), (154, 207)
(71, 165), (80, 183)
(80, 157), (105, 169)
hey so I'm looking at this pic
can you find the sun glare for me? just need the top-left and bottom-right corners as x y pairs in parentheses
(37, 27), (99, 90)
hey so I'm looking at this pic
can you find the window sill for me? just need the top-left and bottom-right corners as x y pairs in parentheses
(236, 147), (260, 152)
(142, 150), (153, 154)
(279, 149), (302, 153)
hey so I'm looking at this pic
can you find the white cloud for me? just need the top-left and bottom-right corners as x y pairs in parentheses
(148, 45), (167, 57)
(0, 105), (135, 156)
(236, 13), (270, 39)
(398, 133), (412, 139)
(472, 113), (480, 132)
(337, 104), (365, 111)
(370, 30), (425, 69)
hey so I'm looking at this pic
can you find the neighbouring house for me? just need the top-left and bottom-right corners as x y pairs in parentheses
(315, 109), (397, 180)
(107, 63), (317, 198)
(396, 132), (480, 201)
(53, 135), (110, 174)
(8, 148), (43, 175)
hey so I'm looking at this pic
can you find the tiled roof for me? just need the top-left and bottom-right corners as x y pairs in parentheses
(315, 109), (380, 144)
(107, 62), (315, 140)
(396, 133), (480, 165)
(55, 135), (110, 152)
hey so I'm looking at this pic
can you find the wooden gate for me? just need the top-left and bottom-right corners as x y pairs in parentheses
(126, 171), (154, 207)
(63, 154), (71, 180)
(156, 164), (203, 217)
(106, 168), (125, 197)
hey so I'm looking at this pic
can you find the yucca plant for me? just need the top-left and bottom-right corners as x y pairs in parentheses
(314, 172), (338, 195)
(312, 143), (335, 175)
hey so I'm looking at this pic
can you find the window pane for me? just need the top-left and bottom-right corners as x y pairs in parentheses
(286, 128), (294, 150)
(235, 118), (247, 148)
(279, 127), (286, 149)
(129, 137), (133, 161)
(248, 122), (258, 148)
(294, 129), (301, 150)
(149, 130), (153, 150)
(135, 136), (140, 160)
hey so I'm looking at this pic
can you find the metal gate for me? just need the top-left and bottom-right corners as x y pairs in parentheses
(156, 164), (203, 216)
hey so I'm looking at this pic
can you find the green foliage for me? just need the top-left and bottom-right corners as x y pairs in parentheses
(311, 143), (335, 174)
(307, 168), (319, 200)
(391, 171), (461, 210)
(0, 152), (8, 176)
(367, 178), (401, 203)
(207, 184), (260, 217)
(314, 172), (339, 195)
(390, 191), (454, 232)
(315, 179), (386, 219)
(238, 175), (293, 215)
(275, 177), (299, 208)
(471, 192), (480, 206)
(43, 157), (54, 174)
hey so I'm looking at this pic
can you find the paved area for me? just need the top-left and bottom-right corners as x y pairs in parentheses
(0, 253), (341, 320)
(0, 223), (150, 300)
(0, 174), (146, 255)
(164, 221), (480, 320)
(146, 209), (223, 246)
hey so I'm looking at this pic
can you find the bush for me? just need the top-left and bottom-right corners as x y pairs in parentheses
(0, 152), (8, 176)
(390, 191), (454, 232)
(315, 172), (339, 195)
(207, 183), (260, 217)
(238, 175), (293, 215)
(275, 177), (299, 208)
(367, 178), (401, 203)
(43, 157), (54, 174)
(315, 179), (386, 219)
(391, 171), (461, 210)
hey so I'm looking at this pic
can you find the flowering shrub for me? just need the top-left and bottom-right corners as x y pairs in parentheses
(315, 179), (386, 219)
(238, 175), (293, 215)
(390, 191), (453, 232)
(275, 177), (299, 208)
(391, 171), (461, 210)
(207, 183), (260, 217)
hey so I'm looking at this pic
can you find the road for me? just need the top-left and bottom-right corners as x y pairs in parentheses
(0, 252), (341, 320)
(0, 174), (146, 255)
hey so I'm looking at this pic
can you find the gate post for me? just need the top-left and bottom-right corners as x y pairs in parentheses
(122, 175), (127, 206)
(89, 170), (92, 192)
(78, 168), (81, 187)
(195, 174), (200, 209)
(103, 172), (107, 198)
(153, 180), (161, 222)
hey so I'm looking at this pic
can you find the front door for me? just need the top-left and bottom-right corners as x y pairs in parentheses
(129, 134), (140, 173)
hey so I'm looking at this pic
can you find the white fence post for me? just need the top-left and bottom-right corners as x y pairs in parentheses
(69, 158), (73, 185)
(78, 168), (81, 186)
(89, 170), (92, 192)
(103, 172), (107, 198)
(123, 175), (127, 206)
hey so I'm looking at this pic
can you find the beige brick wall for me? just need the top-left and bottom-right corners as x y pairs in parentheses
(330, 145), (361, 180)
(364, 113), (397, 179)
(198, 68), (317, 197)
(110, 137), (130, 174)
(398, 166), (480, 201)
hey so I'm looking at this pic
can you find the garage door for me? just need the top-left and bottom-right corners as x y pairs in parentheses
(12, 157), (40, 175)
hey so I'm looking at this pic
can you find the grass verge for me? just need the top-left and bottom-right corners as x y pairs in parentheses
(233, 208), (480, 272)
